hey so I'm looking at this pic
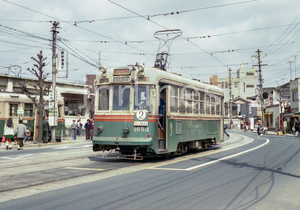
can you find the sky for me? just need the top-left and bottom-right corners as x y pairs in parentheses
(1, 0), (300, 87)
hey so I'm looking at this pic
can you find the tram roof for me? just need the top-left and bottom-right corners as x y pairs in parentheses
(96, 66), (224, 96)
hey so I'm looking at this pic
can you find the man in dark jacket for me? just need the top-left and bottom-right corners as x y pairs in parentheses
(84, 119), (91, 140)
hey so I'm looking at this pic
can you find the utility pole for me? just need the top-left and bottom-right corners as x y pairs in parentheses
(50, 21), (59, 143)
(288, 61), (293, 81)
(228, 68), (232, 129)
(253, 49), (267, 126)
(295, 55), (298, 79)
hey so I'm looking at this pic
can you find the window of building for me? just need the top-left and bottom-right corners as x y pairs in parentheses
(246, 72), (254, 76)
(24, 103), (34, 117)
(246, 85), (254, 88)
(243, 82), (245, 92)
(293, 91), (298, 101)
(234, 82), (238, 88)
(9, 104), (18, 116)
(64, 101), (85, 116)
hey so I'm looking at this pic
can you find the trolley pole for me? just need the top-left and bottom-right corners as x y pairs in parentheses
(228, 68), (232, 129)
(253, 49), (267, 127)
(50, 21), (59, 143)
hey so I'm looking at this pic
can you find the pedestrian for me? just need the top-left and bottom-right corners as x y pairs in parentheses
(71, 120), (77, 141)
(77, 120), (83, 136)
(43, 117), (49, 143)
(224, 125), (230, 138)
(294, 118), (299, 136)
(24, 126), (31, 142)
(3, 117), (14, 150)
(244, 121), (247, 131)
(257, 120), (263, 136)
(14, 119), (26, 150)
(84, 119), (91, 141)
(90, 119), (94, 140)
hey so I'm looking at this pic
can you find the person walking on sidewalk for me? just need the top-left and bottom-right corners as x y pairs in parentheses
(14, 119), (26, 150)
(224, 125), (230, 138)
(77, 120), (83, 136)
(4, 117), (14, 150)
(71, 120), (78, 141)
(24, 127), (31, 142)
(84, 119), (91, 141)
(257, 120), (263, 136)
(294, 119), (299, 136)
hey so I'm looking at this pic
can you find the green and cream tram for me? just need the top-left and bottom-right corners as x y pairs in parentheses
(92, 65), (224, 159)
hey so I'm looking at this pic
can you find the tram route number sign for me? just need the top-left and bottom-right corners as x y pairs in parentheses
(113, 76), (130, 82)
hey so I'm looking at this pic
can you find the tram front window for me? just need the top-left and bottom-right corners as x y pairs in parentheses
(113, 85), (130, 110)
(134, 85), (150, 110)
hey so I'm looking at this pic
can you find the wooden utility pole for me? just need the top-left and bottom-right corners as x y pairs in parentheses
(228, 68), (232, 128)
(50, 21), (59, 142)
(253, 49), (267, 126)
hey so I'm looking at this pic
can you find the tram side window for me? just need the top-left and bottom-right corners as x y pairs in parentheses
(200, 92), (205, 114)
(9, 104), (18, 116)
(113, 85), (130, 110)
(194, 91), (199, 114)
(134, 85), (150, 111)
(216, 96), (220, 115)
(186, 89), (193, 114)
(206, 94), (210, 115)
(211, 96), (215, 115)
(170, 86), (179, 113)
(24, 103), (34, 117)
(179, 87), (186, 114)
(98, 87), (110, 110)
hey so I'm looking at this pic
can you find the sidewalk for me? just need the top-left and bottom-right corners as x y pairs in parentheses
(233, 128), (295, 137)
(0, 135), (90, 150)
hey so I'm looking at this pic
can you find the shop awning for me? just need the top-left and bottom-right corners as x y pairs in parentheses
(294, 111), (300, 115)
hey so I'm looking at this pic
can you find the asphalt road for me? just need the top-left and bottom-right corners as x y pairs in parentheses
(1, 131), (300, 210)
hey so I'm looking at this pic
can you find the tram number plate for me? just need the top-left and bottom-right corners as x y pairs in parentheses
(113, 77), (130, 82)
(134, 127), (149, 132)
(134, 121), (148, 126)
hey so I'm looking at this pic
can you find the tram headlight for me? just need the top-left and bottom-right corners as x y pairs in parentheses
(99, 66), (107, 73)
(138, 64), (144, 72)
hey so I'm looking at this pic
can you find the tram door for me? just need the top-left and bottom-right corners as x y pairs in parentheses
(158, 85), (167, 150)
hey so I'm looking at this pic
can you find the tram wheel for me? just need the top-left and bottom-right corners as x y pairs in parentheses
(164, 153), (170, 159)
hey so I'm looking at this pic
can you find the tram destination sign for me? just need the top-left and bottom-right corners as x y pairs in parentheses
(113, 69), (130, 75)
(134, 121), (148, 126)
(113, 76), (131, 82)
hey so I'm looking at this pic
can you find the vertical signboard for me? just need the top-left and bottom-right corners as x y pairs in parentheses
(49, 90), (58, 126)
(57, 49), (68, 78)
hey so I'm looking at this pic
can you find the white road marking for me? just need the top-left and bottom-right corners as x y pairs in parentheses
(146, 138), (269, 171)
(53, 145), (91, 149)
(186, 139), (269, 171)
(1, 154), (33, 160)
(65, 167), (105, 171)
